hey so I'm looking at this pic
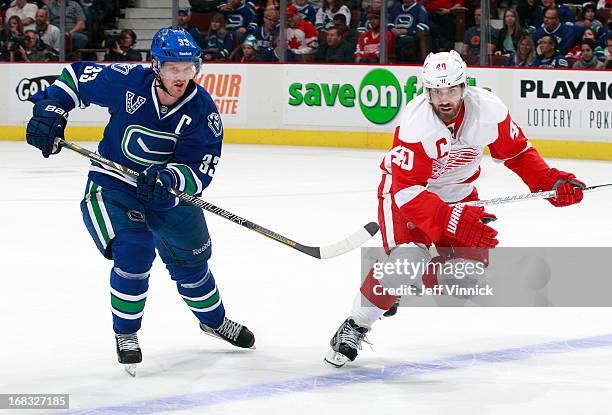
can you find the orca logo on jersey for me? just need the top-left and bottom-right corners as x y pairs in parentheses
(125, 91), (146, 115)
(121, 125), (178, 166)
(207, 113), (223, 137)
(111, 63), (138, 76)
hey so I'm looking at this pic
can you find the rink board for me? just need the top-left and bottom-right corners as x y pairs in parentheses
(2, 62), (610, 160)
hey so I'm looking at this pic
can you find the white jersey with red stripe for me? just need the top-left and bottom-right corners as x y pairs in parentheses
(379, 86), (550, 245)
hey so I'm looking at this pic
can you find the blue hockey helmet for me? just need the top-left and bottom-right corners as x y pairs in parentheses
(151, 27), (202, 77)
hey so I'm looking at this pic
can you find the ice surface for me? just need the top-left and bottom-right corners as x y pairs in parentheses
(1, 142), (611, 414)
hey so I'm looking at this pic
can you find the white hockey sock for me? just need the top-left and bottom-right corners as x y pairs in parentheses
(350, 292), (386, 329)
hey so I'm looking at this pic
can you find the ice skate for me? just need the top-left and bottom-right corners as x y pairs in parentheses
(324, 318), (369, 368)
(115, 333), (142, 377)
(200, 317), (255, 349)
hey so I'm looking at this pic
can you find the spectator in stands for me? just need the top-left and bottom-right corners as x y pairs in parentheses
(178, 7), (207, 48)
(423, 0), (464, 51)
(355, 11), (392, 62)
(605, 33), (612, 68)
(295, 0), (317, 26)
(316, 0), (351, 33)
(21, 29), (56, 61)
(517, 0), (539, 31)
(220, 0), (258, 42)
(572, 38), (605, 67)
(534, 0), (575, 27)
(388, 0), (429, 63)
(239, 34), (262, 61)
(357, 0), (380, 33)
(6, 0), (37, 31)
(286, 4), (318, 59)
(43, 0), (88, 50)
(576, 2), (604, 30)
(565, 27), (605, 59)
(494, 9), (525, 56)
(316, 25), (354, 61)
(334, 13), (359, 49)
(533, 8), (584, 55)
(505, 34), (536, 65)
(35, 8), (60, 52)
(461, 7), (497, 61)
(531, 33), (569, 67)
(1, 16), (25, 61)
(104, 29), (141, 61)
(2, 14), (24, 40)
(253, 7), (280, 61)
(202, 13), (233, 61)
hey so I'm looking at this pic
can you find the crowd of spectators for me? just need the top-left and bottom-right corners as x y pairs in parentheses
(0, 0), (136, 61)
(0, 0), (609, 68)
(185, 0), (610, 68)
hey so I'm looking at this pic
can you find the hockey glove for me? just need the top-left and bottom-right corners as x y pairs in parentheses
(537, 168), (585, 207)
(436, 203), (499, 248)
(26, 99), (68, 158)
(136, 165), (178, 210)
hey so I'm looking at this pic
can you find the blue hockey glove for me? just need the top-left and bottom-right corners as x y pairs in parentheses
(26, 99), (69, 158)
(136, 165), (178, 210)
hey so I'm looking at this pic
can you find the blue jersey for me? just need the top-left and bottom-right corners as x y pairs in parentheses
(387, 3), (429, 35)
(224, 4), (258, 33)
(296, 3), (317, 26)
(31, 62), (223, 200)
(530, 53), (569, 68)
(253, 25), (279, 60)
(202, 30), (234, 60)
(533, 23), (584, 55)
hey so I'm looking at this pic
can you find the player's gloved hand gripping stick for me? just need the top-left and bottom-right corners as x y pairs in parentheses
(57, 139), (379, 259)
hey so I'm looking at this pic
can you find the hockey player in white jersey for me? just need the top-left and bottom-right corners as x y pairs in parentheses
(325, 50), (586, 367)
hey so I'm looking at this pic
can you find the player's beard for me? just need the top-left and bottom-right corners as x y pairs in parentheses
(433, 99), (463, 123)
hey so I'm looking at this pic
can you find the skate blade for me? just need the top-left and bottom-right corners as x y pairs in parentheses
(124, 364), (137, 377)
(324, 349), (349, 368)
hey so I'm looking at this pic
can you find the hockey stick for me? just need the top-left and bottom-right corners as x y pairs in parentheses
(59, 140), (379, 259)
(462, 184), (611, 207)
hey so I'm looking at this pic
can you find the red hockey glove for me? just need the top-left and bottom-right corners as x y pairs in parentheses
(537, 168), (585, 207)
(436, 204), (499, 248)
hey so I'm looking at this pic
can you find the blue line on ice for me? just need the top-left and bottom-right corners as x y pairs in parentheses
(62, 333), (612, 414)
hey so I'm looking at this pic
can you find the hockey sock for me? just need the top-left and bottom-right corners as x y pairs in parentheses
(170, 264), (225, 329)
(110, 267), (149, 334)
(360, 268), (399, 310)
(350, 292), (386, 329)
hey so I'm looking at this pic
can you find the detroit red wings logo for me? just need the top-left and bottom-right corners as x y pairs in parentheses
(431, 147), (481, 178)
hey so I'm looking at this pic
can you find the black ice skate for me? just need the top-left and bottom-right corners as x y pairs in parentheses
(324, 318), (370, 368)
(200, 317), (255, 349)
(115, 333), (142, 377)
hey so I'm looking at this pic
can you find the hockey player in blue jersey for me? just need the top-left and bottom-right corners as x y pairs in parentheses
(25, 27), (255, 374)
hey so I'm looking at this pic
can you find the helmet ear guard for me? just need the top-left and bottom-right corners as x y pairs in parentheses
(421, 50), (468, 102)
